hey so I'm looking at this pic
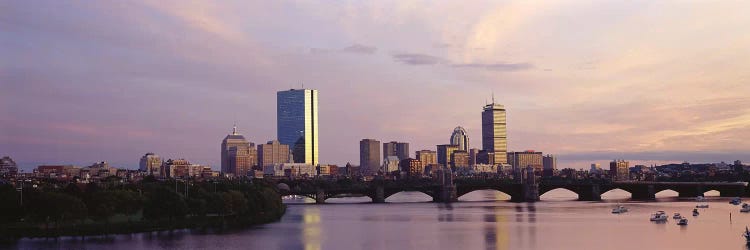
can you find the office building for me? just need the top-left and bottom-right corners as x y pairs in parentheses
(590, 163), (602, 174)
(360, 139), (381, 175)
(451, 150), (470, 169)
(0, 156), (18, 176)
(469, 148), (480, 166)
(437, 144), (459, 167)
(221, 125), (256, 176)
(481, 102), (508, 164)
(542, 154), (557, 177)
(383, 156), (401, 173)
(277, 89), (319, 165)
(139, 153), (162, 176)
(450, 126), (470, 152)
(476, 150), (495, 165)
(383, 141), (410, 160)
(610, 160), (630, 181)
(163, 159), (208, 179)
(400, 158), (423, 178)
(507, 150), (543, 174)
(258, 140), (290, 168)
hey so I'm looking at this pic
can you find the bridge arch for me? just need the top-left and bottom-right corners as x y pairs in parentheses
(655, 189), (679, 198)
(384, 191), (434, 203)
(601, 188), (632, 200)
(457, 189), (512, 202)
(539, 188), (579, 201)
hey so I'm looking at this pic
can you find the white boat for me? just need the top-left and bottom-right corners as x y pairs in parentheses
(692, 208), (700, 216)
(741, 204), (750, 213)
(612, 205), (628, 214)
(677, 218), (688, 226)
(672, 213), (682, 219)
(696, 203), (709, 208)
(731, 197), (742, 205)
(696, 196), (706, 202)
(650, 212), (668, 222)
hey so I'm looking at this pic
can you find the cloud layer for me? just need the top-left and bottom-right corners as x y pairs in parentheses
(2, 1), (749, 170)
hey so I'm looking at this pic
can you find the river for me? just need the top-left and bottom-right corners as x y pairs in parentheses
(11, 189), (750, 250)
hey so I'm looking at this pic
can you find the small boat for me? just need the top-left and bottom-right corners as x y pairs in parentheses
(731, 197), (742, 205)
(650, 211), (668, 222)
(741, 204), (750, 213)
(612, 205), (628, 214)
(743, 227), (750, 244)
(677, 218), (688, 226)
(696, 196), (706, 202)
(696, 203), (709, 208)
(692, 208), (700, 216)
(673, 213), (682, 219)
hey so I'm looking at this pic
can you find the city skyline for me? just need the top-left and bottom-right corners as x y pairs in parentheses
(3, 1), (750, 171)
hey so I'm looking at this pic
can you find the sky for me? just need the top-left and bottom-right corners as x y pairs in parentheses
(1, 1), (749, 171)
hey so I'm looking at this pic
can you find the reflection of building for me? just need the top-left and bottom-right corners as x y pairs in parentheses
(507, 151), (543, 174)
(0, 156), (18, 176)
(221, 125), (256, 176)
(437, 144), (459, 167)
(481, 102), (508, 164)
(139, 153), (162, 176)
(399, 158), (422, 178)
(542, 154), (557, 177)
(450, 126), (470, 151)
(277, 89), (319, 165)
(383, 141), (410, 160)
(360, 139), (381, 175)
(610, 159), (630, 181)
(258, 140), (290, 168)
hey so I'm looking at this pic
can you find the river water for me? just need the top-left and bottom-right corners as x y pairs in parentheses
(12, 189), (750, 250)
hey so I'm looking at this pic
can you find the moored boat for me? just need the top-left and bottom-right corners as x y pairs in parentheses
(731, 197), (742, 205)
(650, 211), (668, 222)
(672, 213), (682, 219)
(741, 204), (750, 213)
(677, 218), (688, 226)
(692, 208), (699, 216)
(612, 205), (628, 214)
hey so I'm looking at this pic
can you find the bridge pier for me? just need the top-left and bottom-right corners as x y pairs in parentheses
(372, 185), (386, 203)
(315, 188), (326, 204)
(578, 185), (602, 201)
(434, 184), (457, 203)
(630, 185), (656, 200)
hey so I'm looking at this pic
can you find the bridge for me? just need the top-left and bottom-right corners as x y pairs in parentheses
(277, 178), (748, 204)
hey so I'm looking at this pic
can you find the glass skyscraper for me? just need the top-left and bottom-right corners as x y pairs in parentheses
(481, 103), (507, 164)
(277, 89), (319, 165)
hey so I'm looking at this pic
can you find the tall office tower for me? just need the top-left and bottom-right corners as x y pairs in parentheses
(416, 150), (438, 168)
(450, 126), (470, 152)
(221, 125), (255, 176)
(139, 153), (162, 175)
(277, 89), (319, 165)
(482, 102), (508, 164)
(507, 150), (543, 174)
(468, 148), (480, 166)
(610, 159), (630, 181)
(542, 154), (557, 177)
(383, 141), (410, 160)
(590, 163), (602, 174)
(360, 139), (381, 175)
(257, 140), (290, 168)
(436, 144), (459, 167)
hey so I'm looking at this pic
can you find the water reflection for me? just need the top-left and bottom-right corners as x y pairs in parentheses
(301, 206), (321, 250)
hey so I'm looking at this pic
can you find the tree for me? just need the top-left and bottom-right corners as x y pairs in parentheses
(143, 186), (187, 222)
(0, 185), (22, 224)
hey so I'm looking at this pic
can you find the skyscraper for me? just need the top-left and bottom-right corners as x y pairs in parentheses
(360, 139), (381, 175)
(277, 89), (319, 165)
(139, 153), (162, 175)
(610, 159), (630, 181)
(257, 140), (290, 168)
(450, 126), (470, 151)
(383, 141), (410, 160)
(481, 102), (508, 164)
(542, 154), (557, 177)
(221, 125), (256, 176)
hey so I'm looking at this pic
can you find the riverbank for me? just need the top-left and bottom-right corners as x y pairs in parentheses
(0, 179), (286, 242)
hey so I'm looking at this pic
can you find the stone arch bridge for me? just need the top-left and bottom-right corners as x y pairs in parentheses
(277, 179), (748, 204)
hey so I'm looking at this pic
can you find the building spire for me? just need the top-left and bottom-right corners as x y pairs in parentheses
(232, 123), (238, 135)
(491, 91), (495, 104)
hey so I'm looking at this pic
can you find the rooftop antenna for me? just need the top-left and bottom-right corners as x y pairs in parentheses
(491, 91), (495, 104)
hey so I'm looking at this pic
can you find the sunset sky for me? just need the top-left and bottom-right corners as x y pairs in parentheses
(2, 1), (749, 170)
